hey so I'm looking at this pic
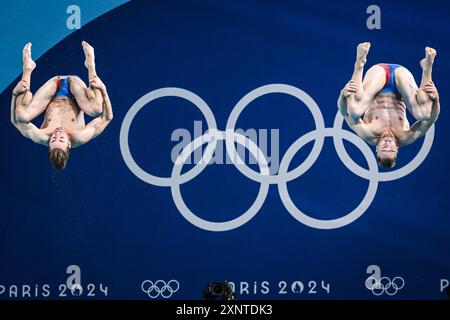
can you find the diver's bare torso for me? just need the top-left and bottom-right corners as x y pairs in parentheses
(362, 93), (411, 145)
(41, 98), (83, 130)
(39, 97), (86, 144)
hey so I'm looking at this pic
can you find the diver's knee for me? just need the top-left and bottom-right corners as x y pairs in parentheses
(415, 110), (431, 121)
(346, 104), (363, 119)
(92, 105), (103, 116)
(86, 111), (102, 118)
(86, 104), (102, 117)
(15, 108), (31, 123)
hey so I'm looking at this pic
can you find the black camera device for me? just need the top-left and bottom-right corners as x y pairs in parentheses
(203, 281), (235, 300)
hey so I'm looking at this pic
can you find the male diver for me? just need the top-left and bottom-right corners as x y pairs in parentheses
(10, 41), (113, 169)
(338, 42), (440, 168)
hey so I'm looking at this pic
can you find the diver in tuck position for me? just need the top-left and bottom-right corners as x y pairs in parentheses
(10, 41), (113, 169)
(338, 42), (440, 168)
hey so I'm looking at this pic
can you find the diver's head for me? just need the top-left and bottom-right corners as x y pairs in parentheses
(376, 130), (398, 168)
(48, 128), (71, 169)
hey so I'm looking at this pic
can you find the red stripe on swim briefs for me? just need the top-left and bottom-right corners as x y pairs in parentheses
(378, 63), (390, 89)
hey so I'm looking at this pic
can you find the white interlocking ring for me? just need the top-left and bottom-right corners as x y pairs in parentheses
(225, 84), (325, 184)
(171, 130), (270, 232)
(278, 128), (378, 230)
(120, 88), (218, 187)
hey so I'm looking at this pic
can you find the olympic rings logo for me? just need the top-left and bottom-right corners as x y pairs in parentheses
(120, 84), (435, 231)
(366, 276), (405, 296)
(141, 280), (180, 299)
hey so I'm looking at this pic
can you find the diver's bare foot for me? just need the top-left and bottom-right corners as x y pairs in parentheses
(23, 42), (36, 72)
(356, 42), (371, 66)
(420, 47), (436, 71)
(82, 41), (96, 70)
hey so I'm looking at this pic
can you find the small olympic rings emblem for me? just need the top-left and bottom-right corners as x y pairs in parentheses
(366, 276), (405, 296)
(141, 280), (180, 299)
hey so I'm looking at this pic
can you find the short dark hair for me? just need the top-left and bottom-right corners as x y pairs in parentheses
(49, 148), (70, 169)
(377, 154), (396, 168)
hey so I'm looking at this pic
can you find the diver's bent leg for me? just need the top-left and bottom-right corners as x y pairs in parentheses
(346, 42), (383, 118)
(15, 43), (57, 122)
(83, 41), (103, 113)
(69, 41), (103, 117)
(360, 65), (386, 102)
(396, 48), (436, 121)
(69, 76), (102, 117)
(420, 47), (436, 88)
(395, 67), (429, 120)
(15, 43), (35, 119)
(416, 47), (436, 110)
(21, 43), (35, 85)
(16, 76), (58, 123)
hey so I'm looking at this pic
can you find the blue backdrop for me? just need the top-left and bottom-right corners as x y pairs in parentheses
(0, 0), (449, 300)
